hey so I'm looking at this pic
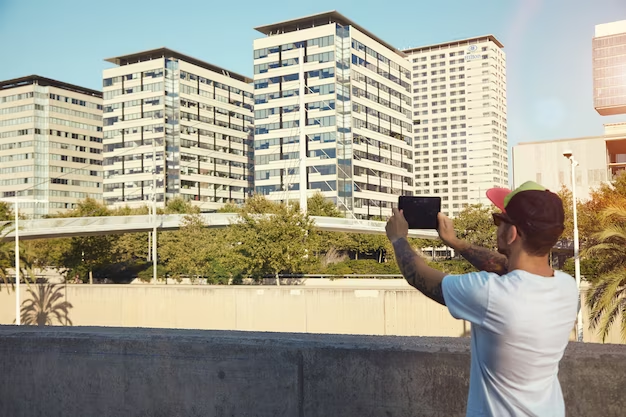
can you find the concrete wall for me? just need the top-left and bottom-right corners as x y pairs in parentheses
(0, 283), (468, 337)
(0, 327), (624, 417)
(0, 283), (622, 343)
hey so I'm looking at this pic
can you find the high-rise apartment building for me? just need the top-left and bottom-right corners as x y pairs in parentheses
(0, 75), (103, 218)
(593, 19), (626, 116)
(253, 11), (414, 219)
(403, 36), (508, 216)
(102, 48), (254, 211)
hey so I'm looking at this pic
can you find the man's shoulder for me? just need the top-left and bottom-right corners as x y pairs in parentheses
(442, 270), (499, 288)
(502, 269), (576, 282)
(487, 269), (578, 296)
(445, 270), (500, 279)
(553, 269), (575, 280)
(553, 270), (579, 291)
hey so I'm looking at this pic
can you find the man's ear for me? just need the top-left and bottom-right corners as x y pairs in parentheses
(507, 224), (519, 246)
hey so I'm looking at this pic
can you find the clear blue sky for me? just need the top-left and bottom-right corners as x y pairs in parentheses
(1, 0), (625, 146)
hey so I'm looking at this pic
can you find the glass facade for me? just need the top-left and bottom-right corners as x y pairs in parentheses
(593, 31), (626, 115)
(253, 18), (414, 219)
(32, 85), (50, 217)
(164, 58), (181, 201)
(102, 50), (254, 210)
(0, 76), (103, 217)
(335, 24), (353, 213)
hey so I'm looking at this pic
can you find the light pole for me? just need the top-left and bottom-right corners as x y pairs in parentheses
(0, 197), (47, 325)
(298, 46), (307, 214)
(563, 150), (583, 342)
(150, 115), (160, 285)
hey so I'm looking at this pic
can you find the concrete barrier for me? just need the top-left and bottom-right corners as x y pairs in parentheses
(1, 283), (623, 343)
(0, 284), (469, 338)
(0, 327), (624, 417)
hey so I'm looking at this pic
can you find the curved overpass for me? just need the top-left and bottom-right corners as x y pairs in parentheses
(1, 214), (439, 241)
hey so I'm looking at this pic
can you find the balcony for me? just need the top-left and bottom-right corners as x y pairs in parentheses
(606, 137), (626, 179)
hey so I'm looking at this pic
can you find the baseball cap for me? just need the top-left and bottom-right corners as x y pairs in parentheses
(486, 181), (565, 235)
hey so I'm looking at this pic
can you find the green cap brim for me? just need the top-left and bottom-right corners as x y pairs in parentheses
(503, 181), (547, 208)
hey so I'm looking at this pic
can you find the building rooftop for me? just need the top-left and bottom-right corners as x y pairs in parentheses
(0, 75), (102, 98)
(402, 35), (504, 54)
(254, 10), (407, 58)
(104, 47), (253, 84)
(516, 132), (626, 146)
(595, 19), (626, 37)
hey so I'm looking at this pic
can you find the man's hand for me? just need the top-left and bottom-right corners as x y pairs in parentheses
(436, 212), (467, 250)
(386, 208), (409, 244)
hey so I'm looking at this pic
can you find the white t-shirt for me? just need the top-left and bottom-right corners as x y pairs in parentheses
(442, 269), (579, 417)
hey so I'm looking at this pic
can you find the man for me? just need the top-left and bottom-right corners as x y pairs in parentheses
(385, 181), (579, 417)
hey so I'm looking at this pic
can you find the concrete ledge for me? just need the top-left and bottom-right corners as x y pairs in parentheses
(0, 327), (624, 417)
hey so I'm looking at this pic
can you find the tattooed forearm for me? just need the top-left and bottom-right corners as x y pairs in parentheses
(392, 238), (446, 306)
(458, 244), (508, 275)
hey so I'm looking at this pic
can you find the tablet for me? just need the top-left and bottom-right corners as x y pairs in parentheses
(398, 196), (441, 229)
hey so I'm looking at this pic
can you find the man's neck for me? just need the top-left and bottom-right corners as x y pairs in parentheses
(506, 251), (554, 277)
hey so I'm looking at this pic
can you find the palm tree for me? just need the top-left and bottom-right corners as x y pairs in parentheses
(0, 222), (15, 290)
(584, 203), (626, 342)
(19, 284), (73, 326)
(0, 221), (38, 292)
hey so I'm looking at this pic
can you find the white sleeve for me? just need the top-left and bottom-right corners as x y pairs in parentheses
(442, 271), (492, 325)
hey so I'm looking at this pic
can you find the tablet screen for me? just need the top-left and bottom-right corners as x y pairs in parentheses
(398, 196), (441, 229)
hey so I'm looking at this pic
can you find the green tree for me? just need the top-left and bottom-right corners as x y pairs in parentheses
(579, 171), (626, 244)
(561, 257), (603, 284)
(584, 203), (626, 342)
(429, 259), (476, 275)
(296, 192), (350, 258)
(555, 184), (605, 245)
(23, 238), (71, 271)
(160, 213), (213, 282)
(163, 197), (200, 214)
(335, 216), (388, 262)
(110, 205), (149, 216)
(344, 232), (388, 261)
(324, 259), (401, 275)
(53, 202), (154, 283)
(229, 196), (318, 281)
(0, 202), (12, 221)
(240, 194), (282, 214)
(54, 199), (118, 283)
(409, 237), (444, 250)
(110, 205), (152, 268)
(0, 222), (15, 289)
(556, 185), (575, 242)
(136, 264), (168, 283)
(0, 219), (38, 291)
(217, 202), (240, 213)
(158, 209), (248, 284)
(307, 192), (342, 217)
(113, 233), (150, 265)
(454, 204), (498, 250)
(209, 228), (249, 283)
(59, 198), (111, 218)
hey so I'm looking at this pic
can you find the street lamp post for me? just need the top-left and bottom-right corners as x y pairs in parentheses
(563, 150), (584, 342)
(151, 138), (158, 285)
(148, 113), (161, 285)
(0, 197), (47, 325)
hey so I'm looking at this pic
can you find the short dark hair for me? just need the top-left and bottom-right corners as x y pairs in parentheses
(505, 190), (565, 257)
(517, 225), (564, 256)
